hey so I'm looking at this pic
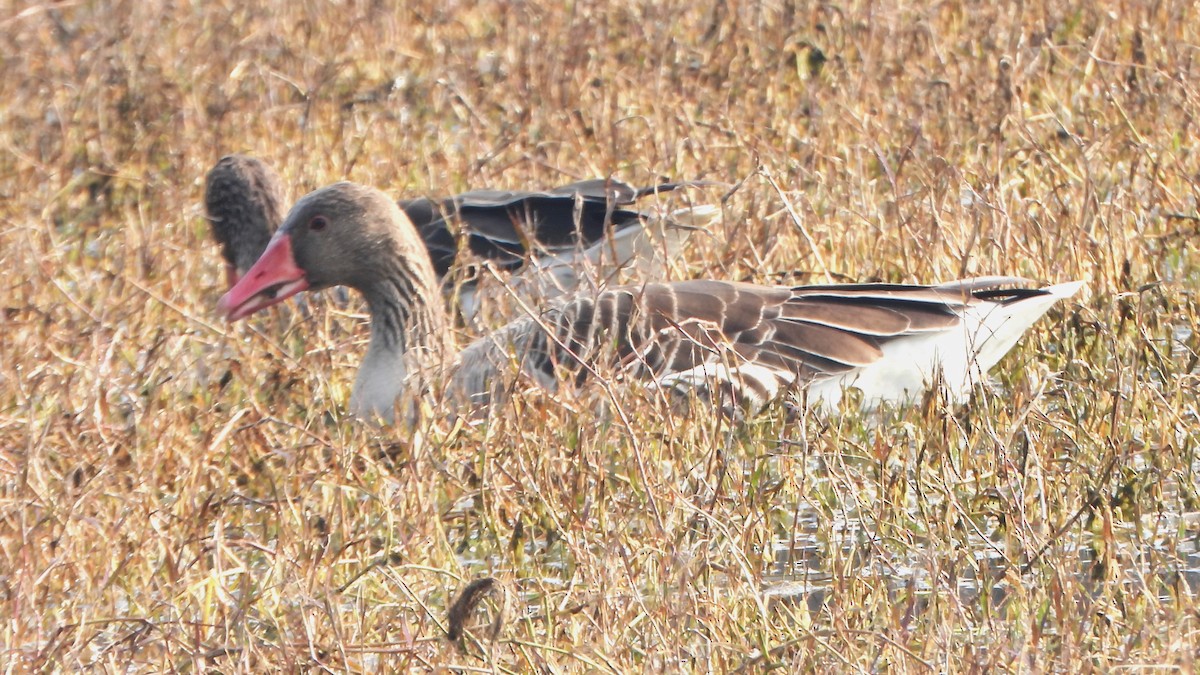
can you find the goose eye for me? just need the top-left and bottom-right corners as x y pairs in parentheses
(309, 215), (328, 231)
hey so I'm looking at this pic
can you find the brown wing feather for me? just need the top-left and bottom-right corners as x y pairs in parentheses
(532, 279), (1013, 384)
(454, 277), (1053, 411)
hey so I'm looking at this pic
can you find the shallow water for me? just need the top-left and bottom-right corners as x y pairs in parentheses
(762, 502), (1200, 612)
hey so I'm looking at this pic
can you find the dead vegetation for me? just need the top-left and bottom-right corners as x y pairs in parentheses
(2, 0), (1198, 671)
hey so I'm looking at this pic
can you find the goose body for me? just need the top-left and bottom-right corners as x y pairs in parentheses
(204, 155), (717, 316)
(218, 182), (1082, 423)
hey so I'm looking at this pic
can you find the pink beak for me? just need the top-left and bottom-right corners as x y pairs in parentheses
(218, 234), (310, 321)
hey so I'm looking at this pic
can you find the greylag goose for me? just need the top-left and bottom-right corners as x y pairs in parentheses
(218, 182), (1083, 423)
(204, 155), (719, 317)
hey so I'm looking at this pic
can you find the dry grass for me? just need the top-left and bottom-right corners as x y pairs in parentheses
(2, 0), (1199, 671)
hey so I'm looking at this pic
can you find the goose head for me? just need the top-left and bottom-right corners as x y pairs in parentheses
(204, 155), (284, 288)
(218, 182), (450, 422)
(218, 182), (440, 319)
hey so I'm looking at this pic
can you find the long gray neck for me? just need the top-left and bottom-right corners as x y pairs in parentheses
(349, 252), (448, 423)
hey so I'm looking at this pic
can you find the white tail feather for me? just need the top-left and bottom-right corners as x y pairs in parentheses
(805, 280), (1084, 408)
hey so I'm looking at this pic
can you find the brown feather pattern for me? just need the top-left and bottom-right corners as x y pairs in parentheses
(451, 276), (1079, 414)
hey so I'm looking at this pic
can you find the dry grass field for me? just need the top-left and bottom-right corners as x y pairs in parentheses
(3, 0), (1199, 671)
